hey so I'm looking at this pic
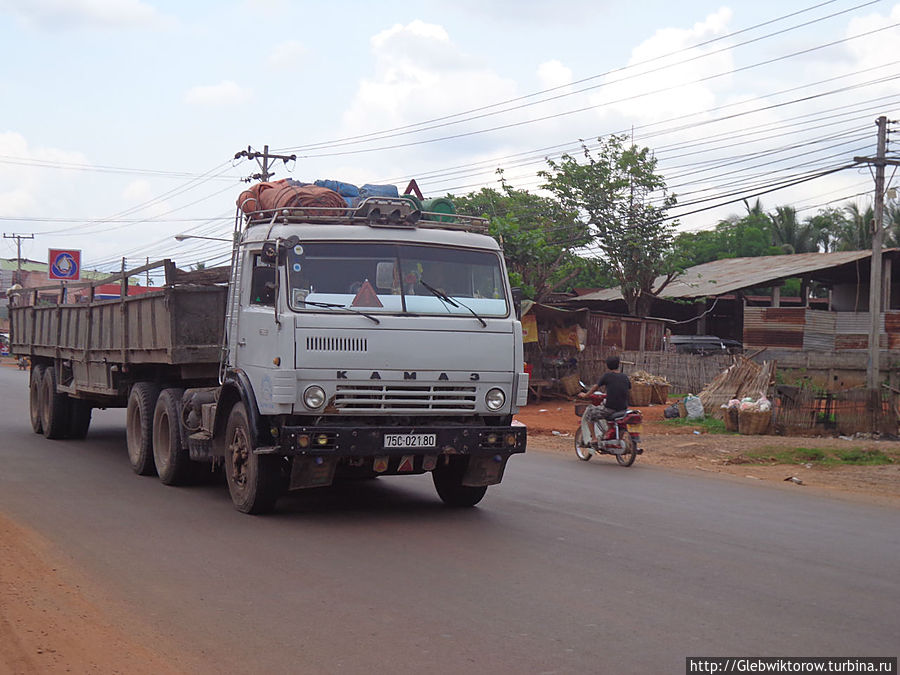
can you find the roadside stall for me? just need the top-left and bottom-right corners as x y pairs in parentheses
(521, 301), (589, 400)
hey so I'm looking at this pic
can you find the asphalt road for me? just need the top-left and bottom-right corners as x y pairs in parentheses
(1, 366), (898, 674)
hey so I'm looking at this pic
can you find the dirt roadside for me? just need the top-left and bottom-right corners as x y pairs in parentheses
(0, 514), (202, 675)
(517, 400), (900, 506)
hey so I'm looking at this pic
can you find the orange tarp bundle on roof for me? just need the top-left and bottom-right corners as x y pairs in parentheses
(237, 180), (346, 219)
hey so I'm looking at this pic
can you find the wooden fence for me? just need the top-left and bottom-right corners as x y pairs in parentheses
(578, 349), (734, 395)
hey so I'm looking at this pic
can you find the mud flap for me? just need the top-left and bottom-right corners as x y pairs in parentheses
(462, 455), (508, 487)
(289, 456), (337, 490)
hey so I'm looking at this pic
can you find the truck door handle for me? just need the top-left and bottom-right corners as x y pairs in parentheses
(237, 338), (247, 346)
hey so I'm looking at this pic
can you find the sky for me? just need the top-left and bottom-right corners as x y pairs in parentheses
(0, 0), (898, 277)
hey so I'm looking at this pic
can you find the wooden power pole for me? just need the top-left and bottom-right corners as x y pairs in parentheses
(3, 232), (34, 285)
(854, 116), (900, 428)
(234, 145), (296, 182)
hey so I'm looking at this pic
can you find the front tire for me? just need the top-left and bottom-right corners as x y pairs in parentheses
(574, 427), (592, 461)
(126, 383), (159, 476)
(153, 388), (191, 485)
(223, 402), (282, 514)
(616, 430), (638, 467)
(40, 366), (68, 439)
(30, 364), (46, 434)
(432, 458), (487, 507)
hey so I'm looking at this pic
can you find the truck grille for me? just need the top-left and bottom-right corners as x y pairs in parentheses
(334, 384), (477, 411)
(306, 336), (368, 352)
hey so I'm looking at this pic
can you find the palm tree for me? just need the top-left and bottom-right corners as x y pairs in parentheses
(769, 205), (818, 254)
(838, 203), (875, 251)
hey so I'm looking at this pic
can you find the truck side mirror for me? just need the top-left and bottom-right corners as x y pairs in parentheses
(261, 241), (278, 264)
(511, 287), (523, 320)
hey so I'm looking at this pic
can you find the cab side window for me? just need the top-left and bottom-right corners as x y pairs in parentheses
(249, 255), (276, 306)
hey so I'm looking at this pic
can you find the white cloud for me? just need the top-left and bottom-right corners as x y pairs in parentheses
(592, 7), (734, 122)
(184, 81), (252, 106)
(341, 20), (518, 156)
(0, 132), (90, 218)
(0, 0), (173, 29)
(121, 179), (152, 201)
(268, 41), (309, 70)
(537, 60), (573, 89)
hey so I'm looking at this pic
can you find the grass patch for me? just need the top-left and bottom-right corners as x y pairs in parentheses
(735, 446), (896, 467)
(662, 416), (731, 434)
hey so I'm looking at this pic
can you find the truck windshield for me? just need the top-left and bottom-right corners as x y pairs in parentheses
(286, 242), (508, 317)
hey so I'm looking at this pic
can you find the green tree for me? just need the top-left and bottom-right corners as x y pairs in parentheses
(452, 183), (591, 301)
(805, 207), (849, 252)
(769, 205), (818, 254)
(539, 134), (678, 316)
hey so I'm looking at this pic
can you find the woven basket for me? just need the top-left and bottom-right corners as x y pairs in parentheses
(630, 382), (652, 407)
(650, 383), (669, 404)
(561, 374), (583, 396)
(724, 407), (739, 432)
(738, 409), (772, 435)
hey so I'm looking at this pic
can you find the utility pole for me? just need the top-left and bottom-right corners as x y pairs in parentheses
(854, 117), (900, 392)
(234, 145), (297, 182)
(3, 233), (34, 285)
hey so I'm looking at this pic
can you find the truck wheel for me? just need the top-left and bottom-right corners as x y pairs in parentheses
(432, 458), (487, 508)
(40, 366), (69, 439)
(29, 364), (46, 434)
(224, 402), (282, 514)
(126, 383), (159, 476)
(153, 388), (191, 486)
(67, 399), (92, 440)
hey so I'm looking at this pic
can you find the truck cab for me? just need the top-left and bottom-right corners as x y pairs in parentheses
(213, 198), (528, 511)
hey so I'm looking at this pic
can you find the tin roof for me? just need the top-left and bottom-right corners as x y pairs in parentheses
(574, 250), (897, 302)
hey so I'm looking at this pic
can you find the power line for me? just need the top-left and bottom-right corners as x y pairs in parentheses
(276, 0), (873, 153)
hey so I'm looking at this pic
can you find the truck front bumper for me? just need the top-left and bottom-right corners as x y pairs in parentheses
(257, 424), (526, 490)
(264, 423), (526, 458)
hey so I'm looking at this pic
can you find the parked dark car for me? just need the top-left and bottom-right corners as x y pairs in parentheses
(668, 335), (742, 355)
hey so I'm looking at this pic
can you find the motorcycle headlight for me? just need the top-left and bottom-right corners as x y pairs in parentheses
(485, 388), (506, 411)
(303, 385), (326, 410)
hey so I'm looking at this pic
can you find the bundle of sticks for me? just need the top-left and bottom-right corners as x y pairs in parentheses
(698, 357), (775, 420)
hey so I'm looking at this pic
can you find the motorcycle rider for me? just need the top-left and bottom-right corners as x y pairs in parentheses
(577, 355), (631, 453)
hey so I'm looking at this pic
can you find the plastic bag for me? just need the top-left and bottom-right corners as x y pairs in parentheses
(684, 394), (704, 420)
(664, 403), (681, 419)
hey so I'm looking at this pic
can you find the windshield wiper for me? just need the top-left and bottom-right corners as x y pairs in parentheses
(419, 280), (487, 328)
(296, 299), (380, 324)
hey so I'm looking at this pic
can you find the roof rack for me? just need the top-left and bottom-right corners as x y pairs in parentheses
(241, 197), (489, 235)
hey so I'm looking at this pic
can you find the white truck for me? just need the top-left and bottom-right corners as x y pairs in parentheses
(11, 192), (528, 513)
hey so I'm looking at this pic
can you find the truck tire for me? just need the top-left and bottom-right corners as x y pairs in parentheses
(432, 458), (487, 508)
(29, 364), (46, 434)
(153, 388), (191, 486)
(67, 399), (92, 440)
(40, 366), (69, 439)
(223, 402), (282, 514)
(126, 383), (159, 476)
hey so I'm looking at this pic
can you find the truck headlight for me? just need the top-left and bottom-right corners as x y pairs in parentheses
(303, 385), (326, 409)
(485, 388), (506, 411)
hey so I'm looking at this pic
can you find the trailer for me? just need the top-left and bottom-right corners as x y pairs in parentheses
(11, 188), (528, 513)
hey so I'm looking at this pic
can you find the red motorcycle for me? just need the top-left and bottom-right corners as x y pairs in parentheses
(574, 392), (644, 467)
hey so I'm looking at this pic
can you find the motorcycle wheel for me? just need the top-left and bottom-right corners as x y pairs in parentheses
(574, 428), (592, 461)
(616, 430), (638, 467)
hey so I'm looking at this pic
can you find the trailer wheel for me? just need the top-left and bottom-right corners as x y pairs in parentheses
(29, 364), (46, 435)
(223, 402), (282, 514)
(432, 458), (487, 508)
(126, 382), (159, 476)
(40, 366), (69, 439)
(67, 399), (92, 440)
(153, 388), (191, 485)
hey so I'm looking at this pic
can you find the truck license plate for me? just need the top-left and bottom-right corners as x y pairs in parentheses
(383, 433), (437, 449)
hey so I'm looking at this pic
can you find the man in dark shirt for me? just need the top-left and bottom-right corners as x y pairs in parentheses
(577, 356), (631, 451)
